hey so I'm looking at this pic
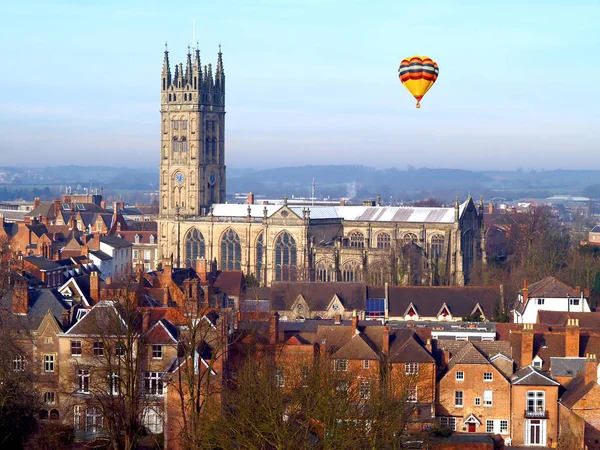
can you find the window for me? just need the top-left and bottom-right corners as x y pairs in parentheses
(366, 298), (385, 318)
(93, 341), (104, 356)
(220, 229), (242, 271)
(182, 120), (188, 130)
(44, 354), (55, 372)
(45, 337), (53, 344)
(455, 371), (464, 381)
(181, 137), (188, 152)
(152, 345), (162, 359)
(144, 250), (151, 260)
(500, 420), (508, 434)
(115, 342), (126, 357)
(484, 372), (493, 382)
(134, 234), (140, 244)
(474, 397), (481, 406)
(486, 420), (494, 433)
(149, 235), (155, 244)
(334, 359), (348, 372)
(275, 232), (297, 282)
(74, 405), (82, 431)
(342, 260), (362, 282)
(483, 390), (493, 406)
(71, 340), (82, 356)
(184, 228), (206, 267)
(360, 382), (371, 400)
(376, 232), (391, 249)
(143, 407), (163, 434)
(439, 417), (456, 431)
(533, 359), (543, 368)
(301, 367), (310, 387)
(454, 391), (463, 407)
(77, 368), (90, 393)
(526, 391), (545, 412)
(315, 259), (333, 282)
(403, 233), (418, 246)
(133, 249), (139, 259)
(407, 386), (417, 402)
(173, 120), (179, 130)
(44, 392), (55, 405)
(144, 372), (164, 395)
(405, 362), (419, 374)
(172, 137), (179, 152)
(349, 231), (365, 248)
(86, 407), (103, 433)
(13, 355), (25, 371)
(430, 234), (445, 259)
(275, 366), (285, 387)
(336, 381), (349, 394)
(537, 298), (544, 305)
(255, 232), (263, 282)
(570, 298), (580, 306)
(363, 360), (370, 369)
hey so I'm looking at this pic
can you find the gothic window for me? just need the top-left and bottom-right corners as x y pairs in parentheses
(212, 138), (217, 161)
(403, 233), (418, 246)
(275, 231), (297, 281)
(315, 259), (333, 282)
(367, 260), (389, 285)
(189, 93), (193, 102)
(349, 231), (365, 248)
(184, 93), (187, 101)
(256, 232), (263, 282)
(376, 232), (391, 249)
(173, 94), (176, 101)
(172, 137), (179, 153)
(182, 120), (188, 130)
(184, 228), (205, 267)
(205, 138), (210, 162)
(181, 137), (188, 152)
(163, 78), (166, 91)
(342, 260), (362, 282)
(220, 229), (242, 271)
(431, 234), (445, 259)
(168, 94), (171, 101)
(194, 77), (197, 89)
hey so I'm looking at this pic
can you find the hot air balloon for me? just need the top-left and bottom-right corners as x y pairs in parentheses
(398, 56), (439, 108)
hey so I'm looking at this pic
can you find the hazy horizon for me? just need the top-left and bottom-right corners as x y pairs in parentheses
(1, 0), (598, 170)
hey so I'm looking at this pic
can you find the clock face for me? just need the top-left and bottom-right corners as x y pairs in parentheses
(208, 172), (216, 186)
(175, 172), (184, 184)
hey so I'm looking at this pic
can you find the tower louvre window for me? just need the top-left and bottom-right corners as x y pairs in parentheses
(172, 137), (179, 152)
(181, 137), (187, 152)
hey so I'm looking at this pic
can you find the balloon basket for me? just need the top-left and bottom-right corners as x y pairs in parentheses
(416, 103), (420, 108)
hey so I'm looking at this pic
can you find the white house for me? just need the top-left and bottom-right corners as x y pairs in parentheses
(88, 235), (132, 281)
(512, 277), (591, 324)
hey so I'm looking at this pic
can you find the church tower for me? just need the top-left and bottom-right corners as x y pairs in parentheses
(158, 43), (226, 219)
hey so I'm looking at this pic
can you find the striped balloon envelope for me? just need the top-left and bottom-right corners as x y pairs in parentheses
(398, 56), (439, 108)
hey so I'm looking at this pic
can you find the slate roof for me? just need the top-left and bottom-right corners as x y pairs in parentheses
(551, 357), (586, 378)
(99, 235), (132, 248)
(331, 332), (380, 360)
(266, 282), (366, 311)
(116, 230), (158, 244)
(389, 330), (435, 363)
(437, 340), (512, 360)
(23, 256), (63, 271)
(89, 250), (112, 261)
(213, 270), (244, 297)
(446, 342), (490, 370)
(523, 277), (581, 298)
(126, 221), (158, 232)
(511, 365), (560, 386)
(0, 287), (68, 329)
(387, 286), (500, 318)
(27, 202), (56, 219)
(560, 373), (600, 409)
(537, 311), (600, 328)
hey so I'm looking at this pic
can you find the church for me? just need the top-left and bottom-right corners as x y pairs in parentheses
(157, 45), (486, 287)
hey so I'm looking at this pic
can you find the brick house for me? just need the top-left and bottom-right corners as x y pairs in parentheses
(116, 230), (159, 272)
(436, 341), (511, 437)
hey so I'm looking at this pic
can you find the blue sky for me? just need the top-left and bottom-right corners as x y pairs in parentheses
(0, 0), (598, 170)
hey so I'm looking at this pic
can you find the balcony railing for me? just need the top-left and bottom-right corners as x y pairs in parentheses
(524, 409), (549, 418)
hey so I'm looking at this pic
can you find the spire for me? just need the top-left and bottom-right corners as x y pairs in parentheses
(216, 44), (224, 78)
(454, 197), (460, 222)
(185, 45), (193, 84)
(162, 42), (171, 88)
(207, 63), (214, 88)
(174, 63), (180, 83)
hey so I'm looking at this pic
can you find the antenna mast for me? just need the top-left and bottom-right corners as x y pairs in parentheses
(311, 178), (315, 206)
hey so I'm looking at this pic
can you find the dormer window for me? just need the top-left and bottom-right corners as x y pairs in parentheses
(135, 234), (140, 244)
(570, 298), (580, 306)
(537, 299), (544, 305)
(149, 235), (155, 244)
(532, 355), (543, 369)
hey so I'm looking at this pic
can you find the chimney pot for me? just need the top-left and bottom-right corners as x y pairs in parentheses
(269, 311), (279, 345)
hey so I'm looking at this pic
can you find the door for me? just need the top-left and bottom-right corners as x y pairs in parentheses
(526, 420), (545, 445)
(468, 423), (476, 433)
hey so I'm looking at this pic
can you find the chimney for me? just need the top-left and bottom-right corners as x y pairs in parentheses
(34, 198), (41, 210)
(90, 271), (100, 302)
(12, 282), (30, 315)
(426, 338), (432, 353)
(521, 323), (534, 367)
(62, 309), (70, 329)
(383, 325), (390, 355)
(162, 258), (172, 278)
(584, 288), (590, 298)
(142, 310), (151, 333)
(53, 199), (61, 216)
(319, 339), (327, 361)
(351, 309), (358, 335)
(247, 192), (254, 205)
(113, 201), (120, 214)
(194, 258), (208, 282)
(100, 200), (107, 210)
(333, 314), (341, 325)
(163, 286), (169, 306)
(565, 318), (580, 357)
(488, 203), (495, 214)
(202, 285), (210, 307)
(234, 310), (241, 329)
(269, 311), (279, 345)
(584, 354), (598, 385)
(340, 199), (346, 206)
(522, 279), (528, 303)
(191, 278), (199, 300)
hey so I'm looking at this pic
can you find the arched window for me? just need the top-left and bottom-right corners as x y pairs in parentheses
(143, 407), (163, 434)
(173, 94), (177, 101)
(342, 260), (362, 282)
(212, 138), (217, 160)
(205, 138), (210, 162)
(50, 409), (59, 420)
(168, 93), (172, 101)
(181, 137), (188, 152)
(149, 235), (155, 244)
(275, 232), (297, 281)
(39, 409), (48, 420)
(431, 234), (445, 259)
(134, 234), (140, 244)
(315, 259), (333, 282)
(220, 229), (241, 271)
(403, 233), (418, 246)
(172, 137), (179, 153)
(256, 232), (263, 282)
(376, 232), (391, 249)
(189, 93), (193, 101)
(367, 260), (389, 285)
(184, 228), (205, 267)
(184, 93), (187, 101)
(349, 231), (365, 248)
(163, 78), (166, 91)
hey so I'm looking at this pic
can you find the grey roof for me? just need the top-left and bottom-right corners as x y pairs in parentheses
(550, 357), (586, 378)
(89, 250), (112, 261)
(591, 225), (600, 233)
(0, 287), (68, 329)
(99, 235), (133, 248)
(512, 365), (560, 386)
(446, 341), (490, 369)
(23, 256), (64, 271)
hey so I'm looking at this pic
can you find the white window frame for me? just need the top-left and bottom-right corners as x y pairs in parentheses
(133, 249), (139, 259)
(483, 390), (493, 406)
(537, 298), (544, 305)
(77, 368), (90, 394)
(275, 366), (285, 388)
(143, 407), (163, 434)
(483, 371), (493, 382)
(13, 355), (25, 371)
(152, 345), (163, 359)
(440, 417), (456, 431)
(454, 390), (464, 408)
(44, 391), (55, 405)
(486, 420), (494, 433)
(407, 386), (417, 403)
(455, 371), (464, 381)
(474, 397), (481, 406)
(334, 359), (348, 372)
(144, 372), (164, 396)
(360, 381), (371, 400)
(93, 341), (104, 356)
(363, 359), (370, 369)
(86, 407), (103, 433)
(405, 362), (419, 375)
(144, 249), (151, 260)
(74, 405), (82, 430)
(500, 420), (508, 434)
(71, 340), (82, 356)
(44, 354), (55, 372)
